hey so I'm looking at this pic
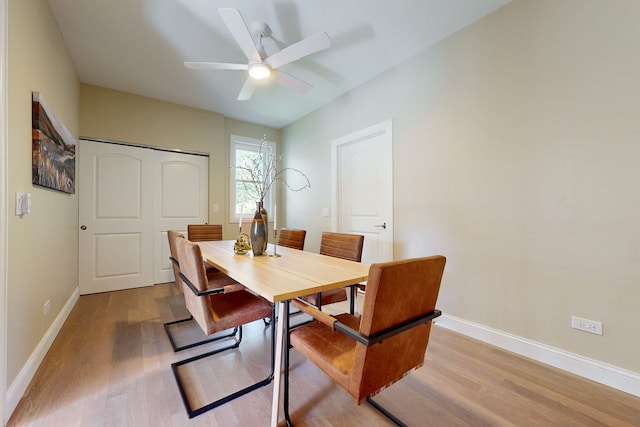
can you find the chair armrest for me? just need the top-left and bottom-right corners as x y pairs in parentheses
(178, 272), (225, 297)
(292, 298), (338, 329)
(333, 310), (442, 346)
(292, 299), (441, 346)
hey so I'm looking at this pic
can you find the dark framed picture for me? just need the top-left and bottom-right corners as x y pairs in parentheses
(32, 91), (76, 194)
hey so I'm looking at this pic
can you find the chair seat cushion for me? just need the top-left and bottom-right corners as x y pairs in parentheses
(205, 290), (272, 334)
(290, 313), (360, 394)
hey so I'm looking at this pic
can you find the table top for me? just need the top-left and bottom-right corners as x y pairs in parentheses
(197, 240), (370, 303)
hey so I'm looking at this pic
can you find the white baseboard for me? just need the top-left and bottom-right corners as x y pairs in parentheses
(6, 286), (80, 421)
(435, 314), (640, 398)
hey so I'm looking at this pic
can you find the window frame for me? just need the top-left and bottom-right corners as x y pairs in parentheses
(229, 134), (276, 223)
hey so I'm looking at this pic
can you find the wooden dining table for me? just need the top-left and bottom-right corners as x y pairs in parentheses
(196, 239), (370, 427)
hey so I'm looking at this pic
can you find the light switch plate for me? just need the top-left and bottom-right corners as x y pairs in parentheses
(16, 193), (31, 216)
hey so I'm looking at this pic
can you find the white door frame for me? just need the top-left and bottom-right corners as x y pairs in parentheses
(331, 119), (394, 262)
(1, 0), (8, 422)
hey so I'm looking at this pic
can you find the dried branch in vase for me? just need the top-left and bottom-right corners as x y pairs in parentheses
(235, 135), (310, 202)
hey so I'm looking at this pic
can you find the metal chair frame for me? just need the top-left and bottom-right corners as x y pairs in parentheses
(171, 271), (277, 418)
(163, 255), (237, 352)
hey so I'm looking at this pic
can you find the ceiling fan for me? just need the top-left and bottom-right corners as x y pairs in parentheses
(185, 8), (331, 101)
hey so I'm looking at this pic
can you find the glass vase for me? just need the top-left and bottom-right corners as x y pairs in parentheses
(250, 200), (268, 256)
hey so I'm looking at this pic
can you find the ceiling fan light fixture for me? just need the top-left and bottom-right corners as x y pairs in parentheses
(248, 63), (271, 80)
(186, 9), (331, 100)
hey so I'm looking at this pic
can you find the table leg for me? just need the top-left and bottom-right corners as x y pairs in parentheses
(271, 301), (287, 427)
(347, 286), (354, 314)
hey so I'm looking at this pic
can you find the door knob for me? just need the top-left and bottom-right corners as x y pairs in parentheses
(80, 225), (87, 230)
(374, 222), (386, 229)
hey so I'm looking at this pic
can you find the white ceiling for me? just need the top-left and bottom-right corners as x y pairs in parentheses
(47, 0), (511, 129)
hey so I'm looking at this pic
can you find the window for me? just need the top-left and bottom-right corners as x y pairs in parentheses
(230, 135), (275, 222)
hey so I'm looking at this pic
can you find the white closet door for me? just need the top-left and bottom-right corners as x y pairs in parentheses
(79, 140), (209, 294)
(153, 150), (208, 284)
(78, 140), (154, 294)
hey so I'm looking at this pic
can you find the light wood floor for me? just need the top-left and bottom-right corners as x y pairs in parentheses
(8, 283), (640, 427)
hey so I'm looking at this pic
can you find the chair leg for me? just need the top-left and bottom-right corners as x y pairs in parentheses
(172, 305), (277, 419)
(366, 395), (408, 427)
(163, 316), (237, 352)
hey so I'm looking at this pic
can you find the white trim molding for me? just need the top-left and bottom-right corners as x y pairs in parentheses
(6, 287), (80, 418)
(436, 314), (640, 398)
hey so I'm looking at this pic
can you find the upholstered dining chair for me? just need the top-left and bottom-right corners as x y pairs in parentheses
(172, 235), (275, 418)
(163, 230), (245, 352)
(187, 224), (225, 273)
(300, 232), (364, 313)
(284, 255), (446, 426)
(277, 228), (307, 250)
(187, 223), (223, 241)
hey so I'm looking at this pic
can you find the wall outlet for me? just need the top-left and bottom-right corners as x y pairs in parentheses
(571, 316), (603, 335)
(43, 300), (51, 315)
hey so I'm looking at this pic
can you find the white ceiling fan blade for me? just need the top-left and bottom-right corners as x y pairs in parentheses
(265, 32), (331, 70)
(237, 77), (257, 101)
(271, 70), (312, 94)
(184, 62), (248, 71)
(218, 8), (262, 64)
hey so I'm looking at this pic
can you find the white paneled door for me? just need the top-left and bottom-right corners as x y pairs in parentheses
(332, 120), (393, 264)
(79, 140), (208, 294)
(79, 140), (154, 294)
(153, 150), (209, 284)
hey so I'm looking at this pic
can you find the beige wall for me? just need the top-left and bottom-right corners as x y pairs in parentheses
(282, 0), (640, 373)
(80, 85), (280, 239)
(7, 0), (80, 384)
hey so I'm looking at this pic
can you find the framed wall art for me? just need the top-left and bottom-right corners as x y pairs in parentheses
(32, 91), (75, 193)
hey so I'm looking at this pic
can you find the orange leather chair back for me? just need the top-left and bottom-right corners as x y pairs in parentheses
(167, 230), (185, 288)
(175, 234), (213, 334)
(278, 228), (307, 250)
(319, 232), (364, 262)
(349, 256), (446, 401)
(187, 224), (223, 242)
